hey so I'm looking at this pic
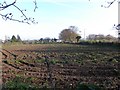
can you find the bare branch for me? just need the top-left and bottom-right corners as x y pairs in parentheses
(0, 13), (29, 24)
(0, 0), (38, 24)
(33, 0), (38, 12)
(0, 0), (16, 11)
(89, 0), (118, 8)
(13, 5), (28, 19)
(104, 0), (117, 8)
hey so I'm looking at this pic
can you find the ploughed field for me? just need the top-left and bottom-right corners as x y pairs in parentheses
(1, 44), (120, 89)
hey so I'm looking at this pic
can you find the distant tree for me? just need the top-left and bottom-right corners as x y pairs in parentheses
(76, 36), (81, 43)
(105, 34), (117, 42)
(87, 34), (117, 42)
(69, 26), (79, 32)
(4, 35), (11, 43)
(17, 35), (22, 42)
(115, 24), (120, 41)
(86, 34), (96, 40)
(105, 35), (114, 40)
(95, 34), (105, 40)
(44, 37), (51, 43)
(11, 35), (17, 42)
(39, 38), (43, 43)
(86, 34), (105, 41)
(53, 38), (58, 42)
(59, 26), (80, 43)
(51, 38), (58, 42)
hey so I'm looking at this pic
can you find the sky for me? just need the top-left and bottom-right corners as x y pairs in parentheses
(0, 0), (118, 40)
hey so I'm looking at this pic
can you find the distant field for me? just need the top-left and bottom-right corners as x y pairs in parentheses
(1, 43), (120, 89)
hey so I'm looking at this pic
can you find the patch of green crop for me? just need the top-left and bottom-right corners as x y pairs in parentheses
(49, 59), (58, 65)
(35, 59), (45, 63)
(3, 76), (38, 89)
(76, 83), (102, 90)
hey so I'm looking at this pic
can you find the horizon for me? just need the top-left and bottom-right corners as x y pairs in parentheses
(1, 33), (118, 41)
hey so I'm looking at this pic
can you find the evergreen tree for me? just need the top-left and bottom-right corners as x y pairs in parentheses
(76, 36), (81, 43)
(11, 35), (17, 42)
(17, 35), (22, 42)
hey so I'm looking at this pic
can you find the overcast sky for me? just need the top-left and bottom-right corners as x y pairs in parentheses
(0, 0), (118, 40)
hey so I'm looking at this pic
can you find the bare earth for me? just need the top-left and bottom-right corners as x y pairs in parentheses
(1, 44), (120, 89)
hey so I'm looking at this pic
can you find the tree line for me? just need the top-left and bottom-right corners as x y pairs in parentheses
(86, 34), (118, 42)
(2, 25), (118, 44)
(3, 35), (58, 44)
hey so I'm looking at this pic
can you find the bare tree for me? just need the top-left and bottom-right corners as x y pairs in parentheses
(0, 0), (38, 24)
(59, 26), (80, 43)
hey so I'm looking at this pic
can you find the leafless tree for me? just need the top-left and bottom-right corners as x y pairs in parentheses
(59, 26), (80, 43)
(0, 0), (38, 24)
